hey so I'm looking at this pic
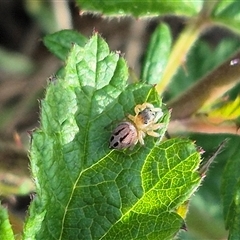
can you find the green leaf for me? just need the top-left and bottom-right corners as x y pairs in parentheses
(77, 0), (203, 17)
(141, 23), (172, 84)
(212, 0), (240, 35)
(24, 34), (202, 239)
(179, 134), (230, 240)
(101, 138), (201, 240)
(0, 204), (15, 240)
(205, 95), (240, 124)
(43, 29), (87, 61)
(222, 138), (240, 239)
(227, 182), (240, 240)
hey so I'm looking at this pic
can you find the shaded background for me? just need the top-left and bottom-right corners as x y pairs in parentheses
(0, 1), (233, 239)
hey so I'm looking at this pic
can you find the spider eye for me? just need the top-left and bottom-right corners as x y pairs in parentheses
(139, 108), (156, 125)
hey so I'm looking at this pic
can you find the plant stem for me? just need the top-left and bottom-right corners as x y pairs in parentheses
(155, 0), (220, 95)
(155, 17), (209, 95)
(168, 51), (240, 119)
(169, 119), (240, 136)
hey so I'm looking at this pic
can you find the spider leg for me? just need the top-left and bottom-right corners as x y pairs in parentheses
(144, 103), (154, 109)
(152, 109), (163, 123)
(128, 114), (135, 122)
(146, 130), (160, 138)
(135, 103), (154, 114)
(138, 131), (145, 145)
(134, 104), (143, 115)
(148, 123), (164, 130)
(152, 107), (162, 112)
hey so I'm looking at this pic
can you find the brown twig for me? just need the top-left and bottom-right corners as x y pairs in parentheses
(168, 50), (240, 119)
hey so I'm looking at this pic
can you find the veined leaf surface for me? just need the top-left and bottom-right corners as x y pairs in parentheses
(23, 34), (202, 240)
